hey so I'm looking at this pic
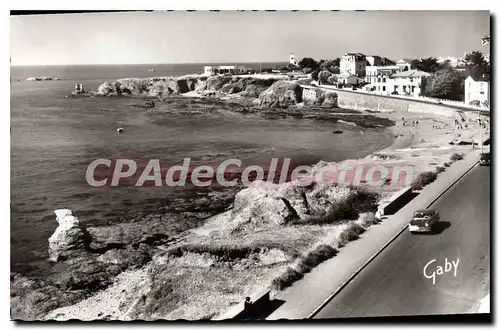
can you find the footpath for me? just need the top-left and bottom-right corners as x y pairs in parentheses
(267, 149), (481, 320)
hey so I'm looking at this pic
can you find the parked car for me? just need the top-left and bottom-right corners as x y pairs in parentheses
(480, 152), (491, 166)
(409, 209), (440, 233)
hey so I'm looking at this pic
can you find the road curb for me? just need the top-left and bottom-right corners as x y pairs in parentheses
(307, 156), (480, 319)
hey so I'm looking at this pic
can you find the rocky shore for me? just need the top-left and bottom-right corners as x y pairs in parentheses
(11, 74), (490, 320)
(68, 74), (397, 129)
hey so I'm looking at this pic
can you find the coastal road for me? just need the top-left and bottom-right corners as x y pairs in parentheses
(314, 164), (490, 318)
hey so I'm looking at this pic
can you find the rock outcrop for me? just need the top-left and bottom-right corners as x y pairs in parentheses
(224, 180), (379, 234)
(303, 87), (338, 107)
(258, 81), (303, 108)
(92, 75), (279, 101)
(48, 209), (92, 262)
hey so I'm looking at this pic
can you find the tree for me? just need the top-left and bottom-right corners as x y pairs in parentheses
(463, 50), (489, 80)
(327, 75), (338, 85)
(298, 57), (319, 71)
(423, 67), (466, 101)
(311, 69), (320, 81)
(437, 59), (452, 71)
(413, 57), (440, 73)
(318, 70), (333, 85)
(320, 58), (341, 73)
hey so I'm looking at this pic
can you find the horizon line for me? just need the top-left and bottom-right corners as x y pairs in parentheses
(10, 61), (291, 67)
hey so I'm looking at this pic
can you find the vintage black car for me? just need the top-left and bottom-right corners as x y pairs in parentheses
(480, 152), (491, 166)
(409, 209), (440, 233)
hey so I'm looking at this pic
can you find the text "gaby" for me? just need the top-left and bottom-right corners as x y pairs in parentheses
(423, 257), (460, 285)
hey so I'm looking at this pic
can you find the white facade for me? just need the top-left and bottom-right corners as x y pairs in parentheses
(368, 70), (431, 97)
(338, 74), (363, 85)
(204, 65), (248, 76)
(396, 59), (412, 72)
(340, 53), (367, 77)
(289, 53), (297, 66)
(465, 76), (489, 106)
(365, 65), (400, 84)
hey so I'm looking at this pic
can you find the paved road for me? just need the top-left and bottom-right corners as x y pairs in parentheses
(314, 164), (490, 318)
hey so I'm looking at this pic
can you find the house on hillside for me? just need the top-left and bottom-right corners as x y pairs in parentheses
(340, 53), (367, 77)
(465, 76), (489, 107)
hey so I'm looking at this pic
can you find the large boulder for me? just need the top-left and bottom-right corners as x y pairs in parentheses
(228, 181), (299, 233)
(48, 209), (92, 262)
(258, 81), (303, 108)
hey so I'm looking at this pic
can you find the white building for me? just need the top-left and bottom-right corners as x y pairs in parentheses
(368, 69), (431, 97)
(396, 59), (412, 72)
(289, 53), (297, 66)
(465, 76), (489, 107)
(337, 73), (364, 85)
(204, 65), (249, 76)
(340, 53), (367, 77)
(365, 65), (400, 84)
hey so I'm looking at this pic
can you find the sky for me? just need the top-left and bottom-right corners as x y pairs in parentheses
(10, 10), (490, 66)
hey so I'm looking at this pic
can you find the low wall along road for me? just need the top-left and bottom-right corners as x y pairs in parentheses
(302, 85), (485, 116)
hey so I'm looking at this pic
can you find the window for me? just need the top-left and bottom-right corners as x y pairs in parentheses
(378, 86), (380, 91)
(403, 86), (407, 92)
(383, 86), (386, 92)
(412, 86), (415, 93)
(382, 78), (386, 83)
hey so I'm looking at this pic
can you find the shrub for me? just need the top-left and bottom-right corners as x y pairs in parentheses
(450, 152), (464, 161)
(271, 267), (303, 291)
(444, 162), (451, 167)
(411, 171), (438, 190)
(435, 166), (445, 173)
(296, 245), (337, 274)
